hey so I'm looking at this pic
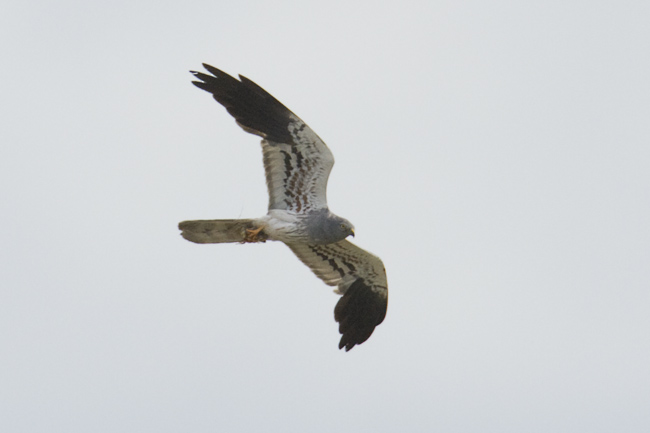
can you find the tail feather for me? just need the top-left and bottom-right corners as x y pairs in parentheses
(178, 219), (263, 244)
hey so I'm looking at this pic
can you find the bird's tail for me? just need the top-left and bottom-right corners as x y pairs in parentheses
(178, 219), (265, 244)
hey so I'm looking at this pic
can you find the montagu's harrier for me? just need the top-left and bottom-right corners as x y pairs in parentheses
(179, 64), (388, 351)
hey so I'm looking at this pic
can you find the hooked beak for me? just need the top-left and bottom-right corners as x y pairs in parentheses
(350, 228), (355, 237)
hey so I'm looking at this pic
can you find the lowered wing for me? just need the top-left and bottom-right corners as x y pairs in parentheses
(286, 240), (388, 351)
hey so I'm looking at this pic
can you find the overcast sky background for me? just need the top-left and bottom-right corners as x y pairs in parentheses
(2, 1), (649, 432)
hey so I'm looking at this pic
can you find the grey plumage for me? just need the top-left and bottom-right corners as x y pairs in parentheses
(179, 64), (388, 351)
(179, 219), (262, 244)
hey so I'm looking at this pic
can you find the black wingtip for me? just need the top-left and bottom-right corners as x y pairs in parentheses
(202, 63), (222, 75)
(189, 63), (297, 144)
(334, 278), (387, 351)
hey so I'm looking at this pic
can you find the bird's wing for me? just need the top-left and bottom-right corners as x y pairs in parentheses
(191, 64), (334, 213)
(286, 240), (388, 351)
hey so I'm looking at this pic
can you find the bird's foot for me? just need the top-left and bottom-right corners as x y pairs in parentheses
(243, 226), (267, 243)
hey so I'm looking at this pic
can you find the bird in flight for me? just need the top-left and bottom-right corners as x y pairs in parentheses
(179, 64), (388, 350)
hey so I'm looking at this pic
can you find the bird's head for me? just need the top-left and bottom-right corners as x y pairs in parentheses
(338, 219), (355, 239)
(308, 210), (355, 244)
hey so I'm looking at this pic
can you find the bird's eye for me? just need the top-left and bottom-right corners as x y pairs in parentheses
(340, 223), (346, 230)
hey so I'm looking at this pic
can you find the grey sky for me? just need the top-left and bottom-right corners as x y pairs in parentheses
(1, 1), (649, 432)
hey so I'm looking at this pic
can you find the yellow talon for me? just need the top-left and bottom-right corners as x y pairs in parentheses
(244, 226), (265, 243)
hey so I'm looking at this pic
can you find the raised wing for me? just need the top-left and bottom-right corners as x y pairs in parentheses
(191, 64), (334, 213)
(286, 240), (388, 351)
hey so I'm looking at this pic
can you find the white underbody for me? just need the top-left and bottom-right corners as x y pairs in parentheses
(255, 209), (309, 243)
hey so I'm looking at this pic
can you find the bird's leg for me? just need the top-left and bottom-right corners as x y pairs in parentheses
(243, 226), (266, 243)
